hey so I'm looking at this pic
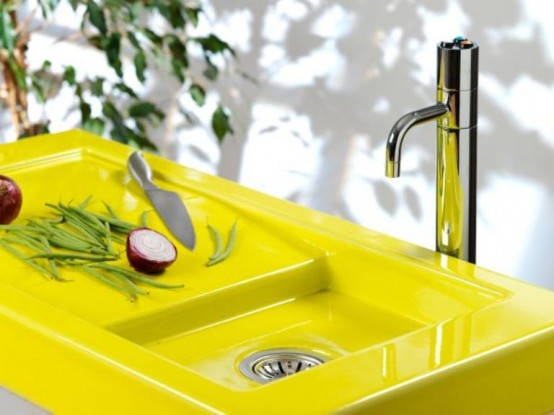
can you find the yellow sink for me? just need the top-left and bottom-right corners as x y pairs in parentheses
(1, 130), (554, 414)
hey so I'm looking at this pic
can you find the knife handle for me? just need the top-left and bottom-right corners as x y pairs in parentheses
(128, 151), (156, 190)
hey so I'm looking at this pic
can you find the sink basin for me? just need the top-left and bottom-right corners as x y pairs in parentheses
(1, 130), (554, 414)
(107, 248), (503, 392)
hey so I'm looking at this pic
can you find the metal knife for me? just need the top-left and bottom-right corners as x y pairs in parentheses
(128, 151), (196, 251)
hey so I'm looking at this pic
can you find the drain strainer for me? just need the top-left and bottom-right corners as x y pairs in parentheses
(239, 349), (327, 384)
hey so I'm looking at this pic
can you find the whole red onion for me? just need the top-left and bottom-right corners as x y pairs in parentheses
(0, 175), (22, 224)
(126, 227), (177, 274)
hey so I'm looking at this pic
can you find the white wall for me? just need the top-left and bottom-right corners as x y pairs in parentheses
(198, 0), (554, 289)
(3, 0), (554, 289)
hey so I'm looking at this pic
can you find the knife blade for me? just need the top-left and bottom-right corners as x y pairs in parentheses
(127, 151), (196, 251)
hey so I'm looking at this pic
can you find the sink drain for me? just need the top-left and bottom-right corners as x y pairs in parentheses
(239, 349), (327, 384)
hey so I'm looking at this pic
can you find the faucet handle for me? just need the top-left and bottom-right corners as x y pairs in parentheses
(437, 37), (479, 91)
(441, 36), (475, 49)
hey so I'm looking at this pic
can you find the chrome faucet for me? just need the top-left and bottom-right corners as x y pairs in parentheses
(385, 37), (478, 263)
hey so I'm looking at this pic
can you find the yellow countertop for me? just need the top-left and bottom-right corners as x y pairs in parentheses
(0, 130), (553, 414)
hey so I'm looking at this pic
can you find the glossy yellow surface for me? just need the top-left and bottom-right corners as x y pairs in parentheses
(1, 130), (554, 414)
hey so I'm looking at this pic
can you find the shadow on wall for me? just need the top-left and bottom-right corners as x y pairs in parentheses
(209, 0), (440, 209)
(196, 0), (554, 287)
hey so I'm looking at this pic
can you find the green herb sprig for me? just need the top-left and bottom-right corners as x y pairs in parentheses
(206, 220), (238, 267)
(0, 200), (183, 301)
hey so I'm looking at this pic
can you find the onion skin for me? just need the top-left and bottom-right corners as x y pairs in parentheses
(126, 227), (177, 274)
(0, 175), (22, 225)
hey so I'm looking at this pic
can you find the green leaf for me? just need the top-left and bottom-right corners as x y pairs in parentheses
(167, 35), (188, 84)
(135, 119), (146, 134)
(171, 58), (185, 83)
(128, 101), (164, 121)
(90, 77), (104, 96)
(8, 59), (27, 90)
(0, 6), (15, 53)
(79, 100), (92, 123)
(109, 125), (127, 144)
(102, 101), (124, 124)
(141, 28), (163, 47)
(38, 0), (60, 18)
(107, 121), (157, 151)
(63, 66), (76, 86)
(104, 33), (123, 77)
(68, 0), (79, 10)
(87, 35), (103, 49)
(196, 34), (235, 56)
(189, 84), (205, 107)
(185, 7), (201, 27)
(41, 60), (52, 70)
(167, 3), (186, 29)
(30, 62), (59, 103)
(123, 3), (139, 23)
(127, 31), (141, 50)
(133, 50), (147, 83)
(87, 1), (107, 35)
(30, 75), (46, 103)
(75, 83), (83, 99)
(103, 101), (127, 143)
(128, 101), (155, 118)
(211, 105), (233, 143)
(126, 128), (158, 151)
(114, 82), (138, 98)
(156, 3), (172, 24)
(203, 61), (218, 81)
(83, 117), (105, 135)
(167, 35), (189, 68)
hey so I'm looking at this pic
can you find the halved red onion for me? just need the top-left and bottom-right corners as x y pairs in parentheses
(126, 227), (177, 274)
(0, 175), (22, 224)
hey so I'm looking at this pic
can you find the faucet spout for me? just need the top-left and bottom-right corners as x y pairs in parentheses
(385, 103), (449, 178)
(384, 37), (479, 263)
